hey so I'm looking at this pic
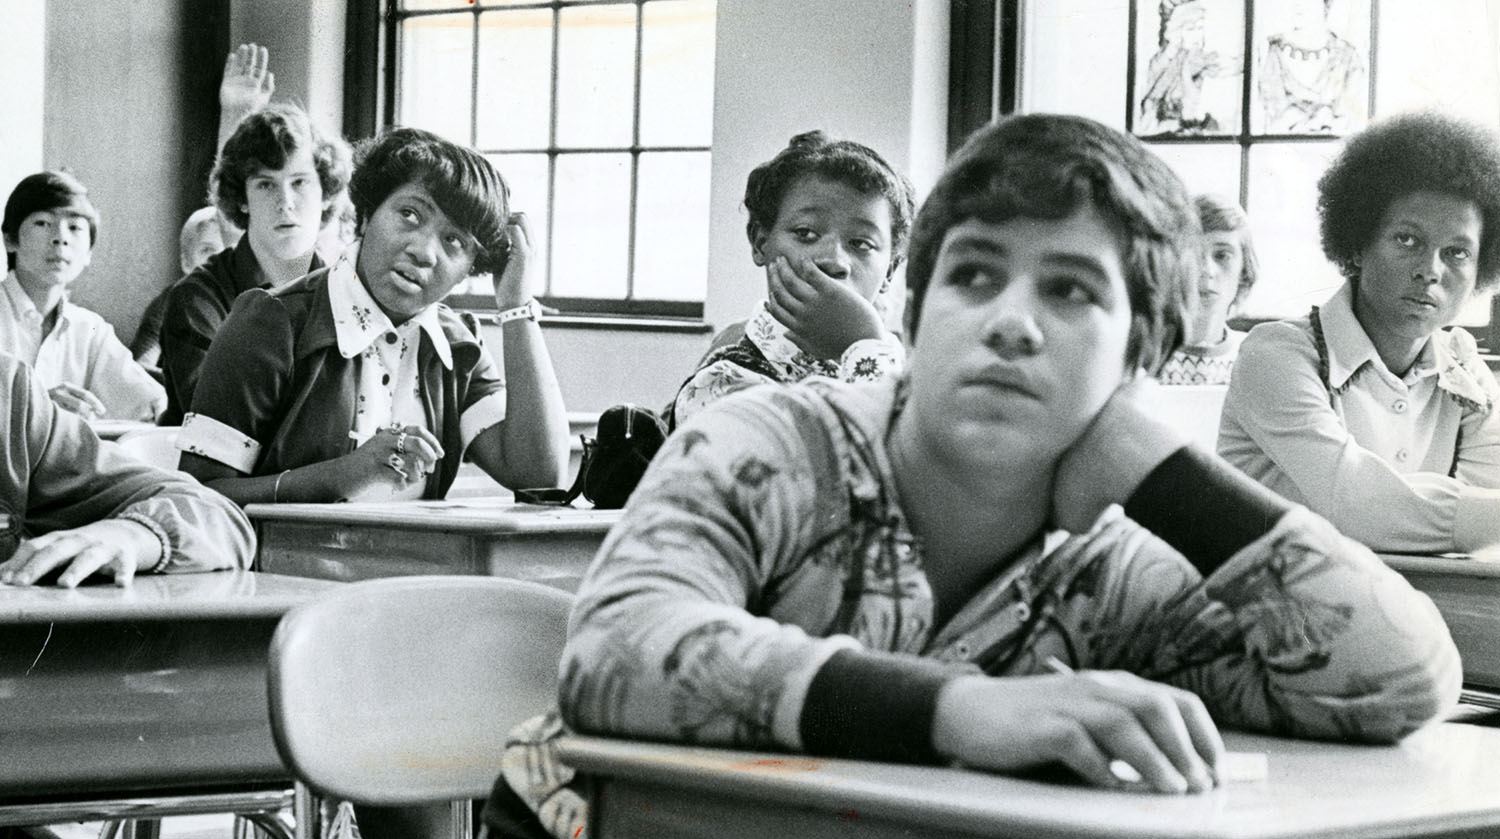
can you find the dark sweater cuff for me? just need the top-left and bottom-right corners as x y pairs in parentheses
(1123, 447), (1291, 577)
(799, 648), (953, 764)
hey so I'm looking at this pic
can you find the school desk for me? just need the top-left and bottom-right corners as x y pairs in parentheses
(246, 499), (620, 590)
(560, 723), (1500, 839)
(1380, 553), (1500, 705)
(0, 570), (336, 809)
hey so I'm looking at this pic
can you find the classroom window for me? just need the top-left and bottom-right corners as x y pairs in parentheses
(388, 0), (717, 318)
(1020, 0), (1500, 333)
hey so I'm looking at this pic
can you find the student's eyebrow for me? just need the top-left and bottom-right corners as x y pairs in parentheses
(1042, 252), (1112, 282)
(943, 234), (1008, 259)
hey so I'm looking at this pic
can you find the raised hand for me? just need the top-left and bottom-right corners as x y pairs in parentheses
(765, 256), (887, 360)
(932, 669), (1223, 794)
(220, 43), (275, 123)
(494, 211), (536, 310)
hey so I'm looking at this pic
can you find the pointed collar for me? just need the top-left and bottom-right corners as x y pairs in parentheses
(326, 243), (451, 369)
(3, 270), (71, 326)
(1320, 281), (1492, 409)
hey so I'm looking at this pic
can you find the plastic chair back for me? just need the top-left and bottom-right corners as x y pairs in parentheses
(267, 576), (572, 805)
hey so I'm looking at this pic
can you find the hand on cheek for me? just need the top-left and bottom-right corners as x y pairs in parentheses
(765, 256), (886, 360)
(0, 520), (161, 588)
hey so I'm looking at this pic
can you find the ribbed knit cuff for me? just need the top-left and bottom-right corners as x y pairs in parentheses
(799, 648), (955, 764)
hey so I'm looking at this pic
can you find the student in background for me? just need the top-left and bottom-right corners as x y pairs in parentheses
(1220, 112), (1500, 555)
(178, 127), (568, 506)
(1159, 193), (1258, 385)
(0, 352), (253, 586)
(0, 172), (166, 421)
(132, 206), (243, 370)
(491, 114), (1459, 839)
(157, 102), (353, 425)
(666, 130), (915, 429)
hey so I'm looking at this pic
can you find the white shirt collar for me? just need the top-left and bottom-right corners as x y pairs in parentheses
(2, 270), (71, 328)
(326, 243), (452, 369)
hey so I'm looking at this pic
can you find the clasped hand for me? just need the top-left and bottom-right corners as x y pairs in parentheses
(339, 424), (444, 497)
(765, 256), (887, 361)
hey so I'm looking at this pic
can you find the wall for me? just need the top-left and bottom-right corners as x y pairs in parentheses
(229, 0), (346, 134)
(40, 0), (223, 341)
(0, 2), (46, 198)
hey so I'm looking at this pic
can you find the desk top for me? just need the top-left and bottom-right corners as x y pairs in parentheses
(1380, 552), (1500, 579)
(563, 724), (1500, 839)
(246, 498), (621, 533)
(0, 570), (337, 624)
(87, 419), (158, 441)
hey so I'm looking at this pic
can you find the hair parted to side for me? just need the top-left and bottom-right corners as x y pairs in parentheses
(904, 113), (1198, 374)
(1194, 193), (1259, 310)
(1318, 111), (1500, 291)
(349, 126), (513, 277)
(3, 170), (101, 271)
(743, 130), (917, 271)
(211, 102), (353, 230)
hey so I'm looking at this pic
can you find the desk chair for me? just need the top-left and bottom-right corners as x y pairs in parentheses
(113, 427), (182, 472)
(1149, 384), (1229, 452)
(267, 576), (573, 839)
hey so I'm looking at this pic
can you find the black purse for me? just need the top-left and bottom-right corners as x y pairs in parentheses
(517, 404), (668, 509)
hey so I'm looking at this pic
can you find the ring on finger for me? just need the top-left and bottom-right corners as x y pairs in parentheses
(385, 453), (406, 478)
(395, 431), (408, 455)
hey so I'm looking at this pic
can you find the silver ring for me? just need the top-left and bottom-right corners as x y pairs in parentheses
(386, 453), (405, 478)
(395, 431), (408, 455)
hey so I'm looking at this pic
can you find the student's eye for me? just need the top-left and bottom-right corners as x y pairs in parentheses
(442, 232), (470, 252)
(1445, 246), (1473, 263)
(1042, 276), (1099, 305)
(850, 238), (878, 254)
(398, 206), (420, 223)
(946, 263), (997, 289)
(790, 227), (818, 243)
(1394, 232), (1420, 248)
(1212, 247), (1235, 265)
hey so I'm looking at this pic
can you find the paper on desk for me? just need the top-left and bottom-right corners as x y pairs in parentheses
(1109, 751), (1267, 785)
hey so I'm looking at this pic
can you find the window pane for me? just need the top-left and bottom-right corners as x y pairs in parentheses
(639, 0), (716, 146)
(1148, 143), (1241, 200)
(460, 153), (552, 296)
(399, 14), (474, 145)
(551, 153), (631, 297)
(1376, 0), (1500, 124)
(633, 152), (710, 301)
(477, 9), (554, 151)
(556, 4), (637, 148)
(1241, 141), (1344, 318)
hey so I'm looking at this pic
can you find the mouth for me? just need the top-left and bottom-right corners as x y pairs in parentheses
(1401, 295), (1439, 310)
(962, 367), (1041, 400)
(390, 266), (424, 290)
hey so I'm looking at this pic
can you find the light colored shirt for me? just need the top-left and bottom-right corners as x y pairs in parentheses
(0, 272), (166, 421)
(671, 301), (904, 427)
(1159, 328), (1245, 386)
(1219, 282), (1500, 554)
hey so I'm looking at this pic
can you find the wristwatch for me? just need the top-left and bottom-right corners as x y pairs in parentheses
(497, 298), (544, 324)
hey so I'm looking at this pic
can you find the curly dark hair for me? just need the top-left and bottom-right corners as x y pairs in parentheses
(905, 113), (1198, 374)
(348, 127), (513, 278)
(211, 103), (352, 231)
(743, 130), (916, 272)
(1318, 111), (1500, 291)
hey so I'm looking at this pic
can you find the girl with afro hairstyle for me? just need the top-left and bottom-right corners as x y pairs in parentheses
(1220, 111), (1500, 554)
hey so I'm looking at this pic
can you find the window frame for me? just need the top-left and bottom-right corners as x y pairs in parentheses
(368, 0), (714, 320)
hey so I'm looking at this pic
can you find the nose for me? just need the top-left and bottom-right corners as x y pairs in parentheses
(404, 232), (437, 267)
(813, 241), (850, 279)
(1414, 250), (1443, 284)
(983, 282), (1044, 358)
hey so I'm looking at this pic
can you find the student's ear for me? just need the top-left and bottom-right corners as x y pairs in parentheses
(748, 222), (770, 267)
(2, 233), (14, 254)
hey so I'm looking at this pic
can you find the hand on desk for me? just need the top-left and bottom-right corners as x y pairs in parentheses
(48, 382), (107, 421)
(0, 519), (162, 587)
(334, 424), (445, 497)
(932, 670), (1223, 795)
